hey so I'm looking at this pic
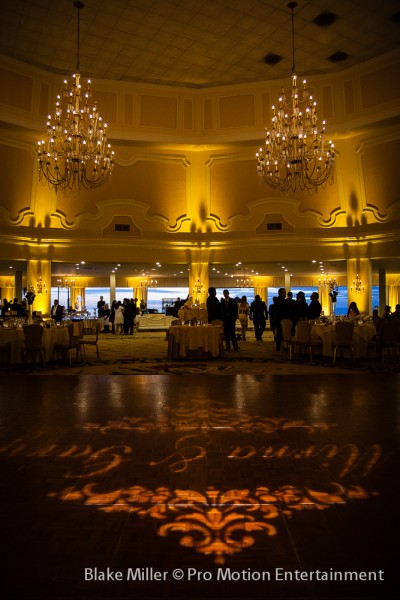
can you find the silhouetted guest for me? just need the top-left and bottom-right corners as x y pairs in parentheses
(308, 292), (322, 319)
(275, 287), (288, 351)
(97, 295), (105, 317)
(206, 287), (223, 323)
(383, 305), (392, 321)
(250, 295), (268, 341)
(220, 289), (239, 351)
(294, 291), (309, 324)
(173, 297), (185, 317)
(347, 301), (360, 318)
(1, 298), (11, 316)
(123, 298), (136, 335)
(10, 298), (23, 317)
(392, 304), (400, 320)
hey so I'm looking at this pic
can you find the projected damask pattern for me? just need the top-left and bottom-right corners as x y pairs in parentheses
(1, 398), (382, 565)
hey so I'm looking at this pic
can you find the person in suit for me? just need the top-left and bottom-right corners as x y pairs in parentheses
(220, 289), (239, 351)
(250, 295), (268, 341)
(50, 299), (63, 322)
(206, 287), (223, 323)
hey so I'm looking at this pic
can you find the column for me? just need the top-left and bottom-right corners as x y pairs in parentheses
(15, 270), (23, 301)
(26, 260), (51, 316)
(378, 269), (386, 315)
(347, 258), (371, 315)
(110, 273), (116, 303)
(189, 262), (209, 306)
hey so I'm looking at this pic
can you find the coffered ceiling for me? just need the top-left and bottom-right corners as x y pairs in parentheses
(1, 0), (399, 89)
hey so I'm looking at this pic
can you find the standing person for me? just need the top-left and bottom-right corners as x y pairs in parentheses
(139, 299), (147, 313)
(109, 300), (117, 334)
(294, 291), (309, 325)
(220, 289), (239, 351)
(285, 291), (296, 323)
(250, 295), (268, 341)
(102, 303), (111, 333)
(308, 291), (322, 319)
(97, 295), (105, 317)
(114, 301), (124, 334)
(238, 295), (250, 340)
(51, 299), (63, 323)
(123, 298), (136, 335)
(275, 287), (287, 351)
(268, 296), (279, 343)
(206, 287), (223, 323)
(392, 304), (400, 320)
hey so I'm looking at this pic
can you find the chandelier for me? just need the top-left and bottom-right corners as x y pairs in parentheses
(351, 274), (364, 294)
(236, 277), (254, 288)
(256, 2), (335, 192)
(141, 278), (158, 288)
(37, 1), (114, 191)
(318, 276), (337, 291)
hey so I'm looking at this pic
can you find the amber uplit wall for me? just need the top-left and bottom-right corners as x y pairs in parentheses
(0, 49), (399, 315)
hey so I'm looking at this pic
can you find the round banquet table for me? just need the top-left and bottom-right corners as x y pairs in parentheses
(310, 323), (376, 358)
(0, 326), (70, 363)
(168, 324), (223, 359)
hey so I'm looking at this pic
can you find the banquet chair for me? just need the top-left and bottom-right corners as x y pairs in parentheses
(79, 321), (100, 359)
(280, 319), (294, 359)
(378, 320), (399, 363)
(53, 323), (83, 365)
(333, 321), (355, 364)
(21, 324), (46, 367)
(292, 321), (323, 361)
(0, 341), (11, 364)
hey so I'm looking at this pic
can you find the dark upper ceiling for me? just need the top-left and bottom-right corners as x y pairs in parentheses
(0, 0), (399, 89)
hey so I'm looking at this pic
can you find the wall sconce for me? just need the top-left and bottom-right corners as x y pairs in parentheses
(36, 276), (47, 295)
(350, 274), (364, 294)
(192, 277), (204, 295)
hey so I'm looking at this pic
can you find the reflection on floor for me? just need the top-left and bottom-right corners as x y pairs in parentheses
(1, 373), (398, 599)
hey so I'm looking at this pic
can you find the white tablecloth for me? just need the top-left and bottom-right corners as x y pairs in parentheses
(0, 326), (69, 363)
(168, 324), (223, 358)
(310, 323), (376, 358)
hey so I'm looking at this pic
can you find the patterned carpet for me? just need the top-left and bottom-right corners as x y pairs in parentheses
(2, 329), (399, 375)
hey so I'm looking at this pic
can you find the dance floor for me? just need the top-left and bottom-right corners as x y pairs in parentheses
(0, 373), (398, 600)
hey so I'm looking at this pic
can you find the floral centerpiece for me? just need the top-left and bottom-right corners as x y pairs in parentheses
(23, 283), (36, 305)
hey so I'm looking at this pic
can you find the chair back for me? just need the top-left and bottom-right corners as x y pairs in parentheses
(380, 321), (398, 345)
(67, 323), (81, 346)
(295, 320), (311, 344)
(334, 321), (354, 344)
(23, 324), (44, 348)
(210, 319), (223, 326)
(281, 319), (293, 342)
(171, 319), (181, 326)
